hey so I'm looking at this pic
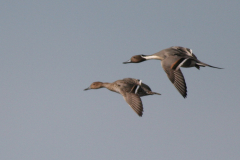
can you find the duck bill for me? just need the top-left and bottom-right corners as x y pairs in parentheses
(84, 87), (91, 91)
(123, 59), (132, 64)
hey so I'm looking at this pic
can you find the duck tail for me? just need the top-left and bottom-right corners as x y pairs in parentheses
(147, 91), (161, 95)
(196, 62), (223, 69)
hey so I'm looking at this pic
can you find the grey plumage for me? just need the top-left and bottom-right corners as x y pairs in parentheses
(123, 46), (223, 98)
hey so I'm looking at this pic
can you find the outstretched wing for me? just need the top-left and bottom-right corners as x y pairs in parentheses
(162, 57), (187, 98)
(122, 92), (143, 117)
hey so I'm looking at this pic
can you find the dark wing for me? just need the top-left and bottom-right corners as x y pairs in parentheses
(122, 78), (159, 96)
(122, 92), (143, 117)
(162, 57), (187, 98)
(140, 83), (152, 91)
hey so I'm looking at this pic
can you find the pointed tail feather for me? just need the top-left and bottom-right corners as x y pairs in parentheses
(152, 92), (161, 95)
(196, 62), (223, 69)
(147, 91), (161, 95)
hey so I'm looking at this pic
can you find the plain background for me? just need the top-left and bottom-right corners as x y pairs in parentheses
(1, 1), (239, 160)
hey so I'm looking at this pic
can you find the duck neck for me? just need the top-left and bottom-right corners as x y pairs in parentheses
(143, 54), (163, 60)
(102, 82), (115, 92)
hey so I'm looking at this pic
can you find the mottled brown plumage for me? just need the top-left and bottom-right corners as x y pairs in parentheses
(84, 78), (161, 117)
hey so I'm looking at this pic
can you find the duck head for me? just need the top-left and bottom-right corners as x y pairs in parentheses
(123, 55), (147, 64)
(84, 82), (103, 91)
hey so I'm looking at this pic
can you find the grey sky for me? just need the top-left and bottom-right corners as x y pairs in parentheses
(0, 1), (239, 160)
